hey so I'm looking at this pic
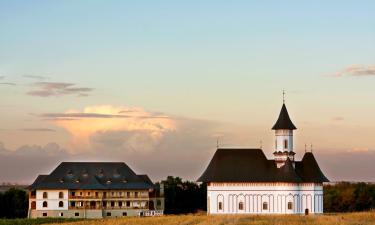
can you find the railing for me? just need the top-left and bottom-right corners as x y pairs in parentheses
(68, 206), (149, 210)
(142, 210), (164, 217)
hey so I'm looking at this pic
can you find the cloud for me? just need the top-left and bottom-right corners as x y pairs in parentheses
(332, 116), (344, 121)
(21, 128), (56, 132)
(0, 142), (72, 183)
(0, 82), (16, 86)
(27, 82), (93, 97)
(43, 105), (176, 153)
(23, 75), (47, 80)
(333, 65), (375, 77)
(348, 147), (370, 153)
(0, 76), (4, 79)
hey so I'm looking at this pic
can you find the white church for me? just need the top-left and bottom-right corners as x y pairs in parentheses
(198, 101), (329, 215)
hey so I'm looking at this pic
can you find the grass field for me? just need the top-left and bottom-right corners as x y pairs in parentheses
(44, 212), (375, 225)
(0, 218), (82, 225)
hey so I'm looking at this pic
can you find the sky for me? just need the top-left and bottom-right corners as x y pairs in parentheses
(0, 0), (375, 184)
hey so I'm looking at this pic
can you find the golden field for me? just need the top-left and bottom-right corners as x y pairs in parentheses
(46, 212), (375, 225)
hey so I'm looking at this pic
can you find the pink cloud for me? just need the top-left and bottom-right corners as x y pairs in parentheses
(333, 65), (375, 77)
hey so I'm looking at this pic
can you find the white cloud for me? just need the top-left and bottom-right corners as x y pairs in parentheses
(333, 65), (375, 77)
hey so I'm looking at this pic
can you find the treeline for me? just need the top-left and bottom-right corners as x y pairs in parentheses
(1, 180), (375, 218)
(0, 188), (28, 218)
(324, 182), (375, 212)
(161, 176), (206, 214)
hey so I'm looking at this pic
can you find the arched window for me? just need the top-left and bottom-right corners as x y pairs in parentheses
(59, 192), (64, 199)
(218, 202), (223, 210)
(59, 201), (64, 207)
(238, 202), (244, 210)
(263, 202), (268, 210)
(43, 192), (48, 199)
(288, 201), (293, 210)
(284, 139), (288, 149)
(42, 201), (48, 208)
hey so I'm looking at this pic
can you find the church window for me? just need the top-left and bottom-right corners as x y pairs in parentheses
(238, 202), (244, 210)
(284, 139), (288, 149)
(59, 192), (64, 199)
(263, 202), (268, 210)
(288, 202), (293, 210)
(59, 201), (64, 207)
(43, 192), (48, 199)
(43, 201), (48, 208)
(218, 202), (223, 210)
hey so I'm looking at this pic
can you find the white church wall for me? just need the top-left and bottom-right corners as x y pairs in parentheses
(207, 183), (323, 215)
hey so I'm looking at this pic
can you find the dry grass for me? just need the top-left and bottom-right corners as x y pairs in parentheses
(46, 212), (375, 225)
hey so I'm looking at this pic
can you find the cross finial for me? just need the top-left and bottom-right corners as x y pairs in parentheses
(283, 90), (285, 104)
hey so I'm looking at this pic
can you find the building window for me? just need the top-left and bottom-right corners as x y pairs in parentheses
(106, 212), (111, 217)
(288, 202), (293, 210)
(238, 202), (244, 210)
(43, 192), (48, 199)
(71, 191), (75, 197)
(59, 212), (64, 217)
(126, 201), (131, 207)
(87, 192), (91, 196)
(75, 212), (79, 217)
(122, 212), (127, 216)
(126, 192), (130, 198)
(59, 201), (64, 208)
(31, 201), (36, 209)
(119, 201), (123, 207)
(95, 192), (99, 197)
(263, 202), (268, 210)
(111, 201), (115, 207)
(42, 201), (48, 208)
(135, 192), (138, 198)
(71, 201), (76, 207)
(80, 192), (83, 196)
(218, 202), (223, 210)
(284, 139), (288, 149)
(59, 192), (64, 199)
(42, 212), (47, 217)
(112, 192), (115, 196)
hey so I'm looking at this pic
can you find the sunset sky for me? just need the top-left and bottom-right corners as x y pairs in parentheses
(1, 1), (375, 183)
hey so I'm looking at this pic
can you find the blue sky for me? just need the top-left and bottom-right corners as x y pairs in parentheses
(0, 1), (375, 182)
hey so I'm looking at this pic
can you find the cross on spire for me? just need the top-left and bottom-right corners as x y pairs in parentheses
(283, 90), (285, 104)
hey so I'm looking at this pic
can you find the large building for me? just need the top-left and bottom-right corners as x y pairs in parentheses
(28, 162), (164, 218)
(198, 102), (329, 215)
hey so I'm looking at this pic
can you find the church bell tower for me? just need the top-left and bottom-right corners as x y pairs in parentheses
(272, 93), (297, 168)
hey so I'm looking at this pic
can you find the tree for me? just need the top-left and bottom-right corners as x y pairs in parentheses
(161, 176), (206, 214)
(0, 188), (28, 218)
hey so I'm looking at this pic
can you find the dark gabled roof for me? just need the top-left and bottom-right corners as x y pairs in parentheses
(138, 175), (153, 186)
(295, 152), (329, 183)
(28, 175), (48, 189)
(272, 104), (297, 130)
(197, 149), (329, 183)
(30, 162), (154, 190)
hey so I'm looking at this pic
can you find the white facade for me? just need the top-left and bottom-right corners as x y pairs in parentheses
(207, 182), (323, 214)
(275, 129), (293, 152)
(35, 190), (69, 210)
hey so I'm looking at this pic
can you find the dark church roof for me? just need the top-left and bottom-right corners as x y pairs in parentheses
(197, 148), (329, 183)
(272, 104), (297, 130)
(30, 162), (154, 190)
